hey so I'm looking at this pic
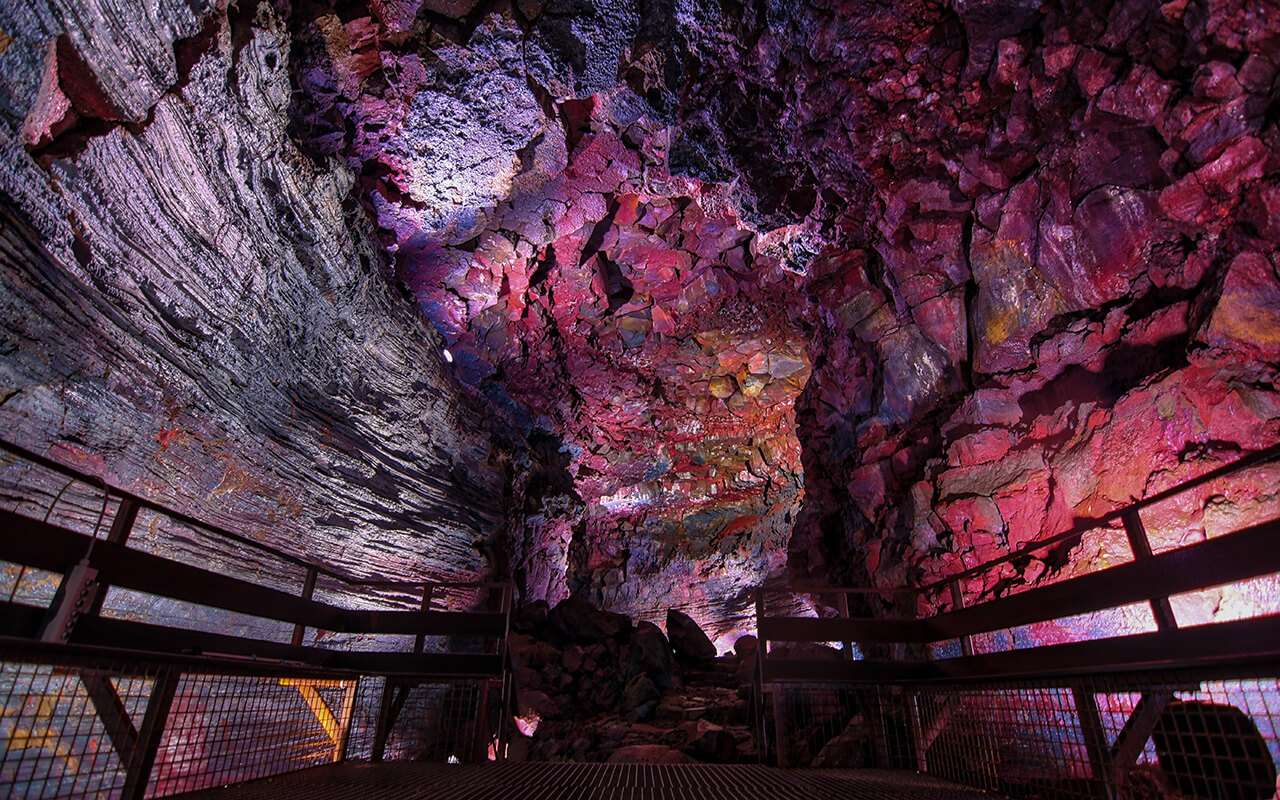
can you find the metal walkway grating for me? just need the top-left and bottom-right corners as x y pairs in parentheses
(166, 762), (1008, 799)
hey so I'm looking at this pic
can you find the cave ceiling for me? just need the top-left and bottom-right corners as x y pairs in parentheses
(1, 0), (1279, 644)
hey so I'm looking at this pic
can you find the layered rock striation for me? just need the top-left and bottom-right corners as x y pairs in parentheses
(0, 1), (504, 581)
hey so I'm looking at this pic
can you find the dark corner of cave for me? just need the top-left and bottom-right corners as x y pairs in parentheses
(1, 0), (1279, 796)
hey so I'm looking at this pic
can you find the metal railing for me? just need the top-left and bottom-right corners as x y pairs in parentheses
(770, 668), (1280, 799)
(753, 442), (1280, 799)
(0, 440), (513, 799)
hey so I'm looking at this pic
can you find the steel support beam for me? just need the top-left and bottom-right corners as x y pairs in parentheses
(79, 670), (139, 763)
(1122, 510), (1178, 631)
(1073, 684), (1115, 800)
(121, 667), (179, 800)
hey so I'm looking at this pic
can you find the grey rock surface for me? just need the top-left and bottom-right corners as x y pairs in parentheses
(0, 1), (504, 582)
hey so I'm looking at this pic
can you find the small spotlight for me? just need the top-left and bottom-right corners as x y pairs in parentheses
(442, 348), (453, 363)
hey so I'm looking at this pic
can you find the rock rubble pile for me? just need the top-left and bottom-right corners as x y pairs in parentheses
(506, 597), (761, 764)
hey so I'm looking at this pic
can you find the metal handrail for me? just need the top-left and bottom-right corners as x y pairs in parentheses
(916, 440), (1280, 597)
(0, 440), (515, 797)
(752, 441), (1280, 680)
(0, 437), (470, 589)
(770, 441), (1280, 605)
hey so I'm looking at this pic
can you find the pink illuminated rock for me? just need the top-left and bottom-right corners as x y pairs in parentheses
(21, 40), (75, 149)
(969, 236), (1069, 375)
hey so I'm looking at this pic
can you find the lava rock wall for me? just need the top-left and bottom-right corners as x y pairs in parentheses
(718, 0), (1280, 634)
(288, 2), (818, 638)
(3, 0), (1277, 645)
(0, 0), (504, 580)
(284, 0), (1280, 641)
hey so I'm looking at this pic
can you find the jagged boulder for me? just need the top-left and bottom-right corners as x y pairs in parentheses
(620, 674), (660, 720)
(686, 719), (738, 763)
(513, 600), (550, 633)
(626, 621), (675, 688)
(507, 633), (563, 672)
(666, 610), (717, 663)
(548, 596), (632, 644)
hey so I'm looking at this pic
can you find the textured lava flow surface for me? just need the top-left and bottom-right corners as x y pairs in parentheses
(2, 0), (1279, 646)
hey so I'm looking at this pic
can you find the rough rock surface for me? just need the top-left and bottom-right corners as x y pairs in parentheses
(745, 0), (1280, 641)
(289, 2), (812, 637)
(0, 1), (504, 581)
(2, 0), (1279, 650)
(509, 597), (757, 763)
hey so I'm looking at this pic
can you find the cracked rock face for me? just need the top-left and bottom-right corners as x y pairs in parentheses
(3, 0), (1279, 646)
(0, 1), (503, 583)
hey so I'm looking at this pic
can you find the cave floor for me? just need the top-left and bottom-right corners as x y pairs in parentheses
(166, 761), (1008, 799)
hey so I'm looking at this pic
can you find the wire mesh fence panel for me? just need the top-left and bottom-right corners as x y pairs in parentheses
(2, 646), (380, 800)
(770, 669), (1280, 800)
(336, 678), (492, 766)
(0, 444), (513, 796)
(147, 673), (357, 797)
(1089, 674), (1280, 800)
(382, 681), (483, 764)
(0, 657), (162, 800)
(771, 683), (902, 769)
(906, 684), (1097, 799)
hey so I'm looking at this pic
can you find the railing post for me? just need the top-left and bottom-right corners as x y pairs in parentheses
(754, 588), (769, 764)
(85, 496), (140, 620)
(836, 591), (854, 660)
(472, 679), (491, 763)
(106, 496), (140, 545)
(121, 666), (180, 800)
(1072, 684), (1116, 800)
(43, 497), (141, 642)
(864, 685), (893, 769)
(907, 690), (928, 773)
(291, 567), (318, 647)
(773, 684), (788, 768)
(1121, 510), (1178, 631)
(414, 584), (435, 654)
(335, 678), (359, 763)
(949, 580), (974, 657)
(372, 680), (409, 762)
(496, 584), (512, 761)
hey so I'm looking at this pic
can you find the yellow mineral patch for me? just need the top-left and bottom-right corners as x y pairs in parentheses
(708, 374), (736, 399)
(985, 302), (1019, 345)
(1212, 290), (1280, 347)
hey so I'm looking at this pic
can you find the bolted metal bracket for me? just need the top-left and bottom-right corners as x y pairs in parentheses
(40, 559), (101, 643)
